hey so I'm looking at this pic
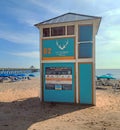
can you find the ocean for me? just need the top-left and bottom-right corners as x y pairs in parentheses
(1, 69), (120, 79)
(0, 70), (40, 77)
(96, 69), (120, 79)
(33, 72), (40, 77)
(37, 69), (120, 79)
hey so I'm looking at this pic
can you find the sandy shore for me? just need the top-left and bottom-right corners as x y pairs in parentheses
(0, 78), (120, 130)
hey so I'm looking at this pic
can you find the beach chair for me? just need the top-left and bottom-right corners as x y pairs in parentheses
(0, 77), (4, 82)
(98, 79), (109, 86)
(112, 80), (120, 91)
(96, 79), (107, 89)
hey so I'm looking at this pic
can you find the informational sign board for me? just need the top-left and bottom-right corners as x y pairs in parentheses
(42, 37), (75, 60)
(45, 67), (72, 90)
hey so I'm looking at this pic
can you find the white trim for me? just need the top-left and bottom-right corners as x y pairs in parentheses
(75, 24), (78, 61)
(38, 19), (94, 28)
(77, 58), (93, 63)
(92, 20), (96, 105)
(42, 35), (76, 40)
(41, 59), (93, 65)
(78, 41), (93, 44)
(75, 23), (79, 103)
(50, 27), (51, 37)
(41, 60), (76, 63)
(40, 29), (43, 102)
(65, 25), (67, 36)
(75, 62), (79, 103)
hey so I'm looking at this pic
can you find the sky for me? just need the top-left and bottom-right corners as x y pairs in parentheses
(0, 0), (120, 69)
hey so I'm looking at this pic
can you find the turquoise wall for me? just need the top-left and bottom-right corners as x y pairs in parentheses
(42, 37), (75, 58)
(78, 25), (93, 58)
(42, 25), (94, 104)
(78, 43), (92, 58)
(79, 63), (92, 104)
(79, 25), (93, 42)
(43, 63), (75, 103)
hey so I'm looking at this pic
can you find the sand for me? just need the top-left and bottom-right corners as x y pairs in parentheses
(0, 78), (120, 130)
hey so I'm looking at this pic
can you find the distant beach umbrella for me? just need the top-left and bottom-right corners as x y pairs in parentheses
(29, 74), (35, 77)
(17, 73), (26, 77)
(106, 73), (113, 76)
(0, 73), (9, 77)
(97, 75), (116, 80)
(9, 74), (18, 77)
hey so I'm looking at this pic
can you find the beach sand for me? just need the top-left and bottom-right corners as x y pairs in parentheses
(0, 78), (120, 130)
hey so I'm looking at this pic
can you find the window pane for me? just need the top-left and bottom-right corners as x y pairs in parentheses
(51, 26), (65, 36)
(78, 25), (93, 42)
(67, 25), (74, 35)
(43, 28), (50, 37)
(78, 43), (92, 58)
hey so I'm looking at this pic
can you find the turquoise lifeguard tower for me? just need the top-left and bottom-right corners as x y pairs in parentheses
(35, 13), (101, 105)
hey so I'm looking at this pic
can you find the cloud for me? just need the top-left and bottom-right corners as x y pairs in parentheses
(96, 7), (120, 52)
(6, 7), (40, 26)
(10, 51), (40, 58)
(29, 0), (66, 15)
(4, 0), (66, 26)
(103, 8), (120, 16)
(99, 8), (120, 27)
(0, 0), (40, 26)
(0, 30), (38, 45)
(96, 7), (120, 68)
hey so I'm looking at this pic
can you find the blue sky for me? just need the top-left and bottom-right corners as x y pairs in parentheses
(0, 0), (120, 69)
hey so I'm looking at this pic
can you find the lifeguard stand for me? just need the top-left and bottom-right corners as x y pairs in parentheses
(35, 13), (101, 105)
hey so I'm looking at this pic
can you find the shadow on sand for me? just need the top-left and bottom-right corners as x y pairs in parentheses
(0, 97), (92, 130)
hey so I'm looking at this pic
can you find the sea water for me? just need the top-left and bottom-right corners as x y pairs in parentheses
(0, 70), (40, 77)
(26, 69), (120, 79)
(37, 69), (120, 79)
(1, 69), (120, 79)
(96, 69), (120, 79)
(32, 72), (40, 77)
